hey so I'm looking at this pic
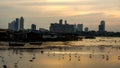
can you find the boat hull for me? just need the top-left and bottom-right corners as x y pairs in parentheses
(29, 42), (42, 45)
(9, 42), (25, 46)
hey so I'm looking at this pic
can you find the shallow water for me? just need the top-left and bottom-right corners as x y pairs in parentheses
(0, 37), (120, 68)
(0, 47), (120, 68)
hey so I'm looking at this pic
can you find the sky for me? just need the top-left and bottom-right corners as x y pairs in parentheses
(0, 0), (120, 32)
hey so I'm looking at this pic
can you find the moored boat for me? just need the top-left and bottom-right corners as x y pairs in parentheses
(29, 42), (42, 45)
(9, 42), (25, 46)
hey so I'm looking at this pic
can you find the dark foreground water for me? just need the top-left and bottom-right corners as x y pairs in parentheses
(0, 37), (120, 68)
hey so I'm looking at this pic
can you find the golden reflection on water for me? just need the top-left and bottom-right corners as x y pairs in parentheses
(0, 46), (120, 68)
(0, 37), (120, 68)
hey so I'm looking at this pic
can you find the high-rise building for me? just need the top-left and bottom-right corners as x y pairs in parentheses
(77, 24), (83, 32)
(8, 16), (24, 31)
(8, 23), (11, 30)
(99, 20), (105, 32)
(85, 27), (89, 32)
(11, 21), (16, 31)
(31, 24), (36, 31)
(65, 20), (67, 24)
(50, 19), (75, 33)
(14, 18), (19, 31)
(59, 19), (63, 24)
(19, 17), (24, 30)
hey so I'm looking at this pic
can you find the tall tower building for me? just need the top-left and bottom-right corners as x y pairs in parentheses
(8, 16), (24, 31)
(59, 19), (63, 24)
(99, 20), (105, 32)
(11, 21), (16, 31)
(65, 20), (67, 24)
(31, 24), (36, 31)
(19, 17), (24, 30)
(8, 23), (11, 30)
(15, 18), (19, 31)
(77, 24), (83, 32)
(85, 27), (89, 32)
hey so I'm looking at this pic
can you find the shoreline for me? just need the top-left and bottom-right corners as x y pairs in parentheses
(0, 37), (120, 49)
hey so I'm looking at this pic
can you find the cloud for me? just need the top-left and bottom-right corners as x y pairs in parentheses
(0, 0), (120, 32)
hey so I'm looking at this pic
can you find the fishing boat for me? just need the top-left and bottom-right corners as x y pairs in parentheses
(9, 42), (25, 46)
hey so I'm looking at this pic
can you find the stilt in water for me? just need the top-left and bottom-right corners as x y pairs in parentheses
(69, 58), (71, 61)
(62, 56), (64, 59)
(69, 53), (72, 61)
(61, 54), (64, 59)
(89, 54), (92, 59)
(32, 53), (36, 60)
(106, 55), (109, 61)
(1, 57), (7, 68)
(75, 53), (77, 58)
(29, 60), (33, 62)
(3, 65), (7, 68)
(48, 52), (50, 56)
(53, 52), (55, 56)
(14, 63), (18, 68)
(69, 53), (71, 57)
(41, 51), (44, 54)
(118, 56), (120, 60)
(58, 55), (61, 60)
(78, 56), (80, 61)
(78, 58), (80, 61)
(102, 55), (105, 59)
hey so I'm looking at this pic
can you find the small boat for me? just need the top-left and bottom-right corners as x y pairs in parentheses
(9, 42), (25, 46)
(29, 42), (42, 45)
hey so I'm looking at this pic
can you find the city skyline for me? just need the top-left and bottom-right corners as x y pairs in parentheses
(8, 17), (24, 31)
(0, 0), (120, 32)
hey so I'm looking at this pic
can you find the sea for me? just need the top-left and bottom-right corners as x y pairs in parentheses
(0, 37), (120, 68)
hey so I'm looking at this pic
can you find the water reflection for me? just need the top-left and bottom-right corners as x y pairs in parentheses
(0, 37), (120, 68)
(0, 46), (120, 68)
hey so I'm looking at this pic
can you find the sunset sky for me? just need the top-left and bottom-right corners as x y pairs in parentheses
(0, 0), (120, 32)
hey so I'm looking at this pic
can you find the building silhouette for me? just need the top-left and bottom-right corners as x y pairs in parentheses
(31, 24), (36, 31)
(85, 27), (89, 32)
(8, 20), (18, 31)
(59, 19), (63, 24)
(99, 20), (105, 32)
(19, 17), (24, 31)
(8, 16), (24, 31)
(50, 19), (75, 33)
(15, 18), (19, 31)
(77, 24), (83, 32)
(65, 20), (67, 24)
(8, 23), (11, 30)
